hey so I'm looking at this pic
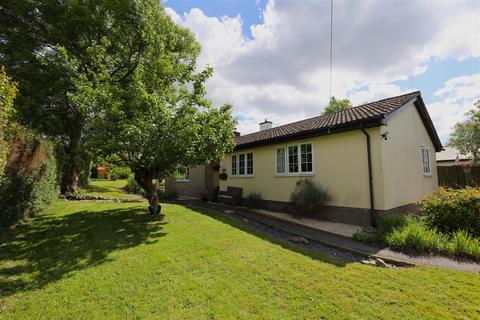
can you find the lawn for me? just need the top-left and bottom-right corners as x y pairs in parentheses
(78, 178), (142, 200)
(1, 182), (479, 319)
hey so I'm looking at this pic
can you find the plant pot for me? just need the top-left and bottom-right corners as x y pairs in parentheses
(219, 172), (228, 180)
(212, 163), (221, 172)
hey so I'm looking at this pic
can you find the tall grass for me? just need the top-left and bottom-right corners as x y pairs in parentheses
(354, 214), (480, 261)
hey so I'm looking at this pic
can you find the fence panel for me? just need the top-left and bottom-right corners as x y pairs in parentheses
(437, 166), (480, 188)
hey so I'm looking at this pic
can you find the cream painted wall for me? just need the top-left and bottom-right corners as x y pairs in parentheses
(380, 103), (439, 210)
(219, 127), (386, 210)
(220, 102), (439, 211)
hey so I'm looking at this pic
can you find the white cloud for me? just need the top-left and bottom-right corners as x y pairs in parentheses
(428, 73), (480, 139)
(167, 0), (480, 135)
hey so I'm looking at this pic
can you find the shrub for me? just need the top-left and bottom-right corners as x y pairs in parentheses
(352, 231), (382, 244)
(244, 192), (264, 209)
(290, 179), (330, 216)
(377, 214), (409, 236)
(354, 211), (480, 260)
(421, 187), (480, 237)
(125, 175), (144, 195)
(0, 67), (17, 178)
(385, 223), (447, 254)
(158, 191), (177, 201)
(109, 166), (131, 179)
(448, 230), (480, 259)
(0, 126), (58, 226)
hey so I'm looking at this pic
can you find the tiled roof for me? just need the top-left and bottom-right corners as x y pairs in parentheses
(234, 91), (443, 151)
(436, 146), (471, 162)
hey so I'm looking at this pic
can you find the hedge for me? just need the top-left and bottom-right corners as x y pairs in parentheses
(0, 126), (58, 227)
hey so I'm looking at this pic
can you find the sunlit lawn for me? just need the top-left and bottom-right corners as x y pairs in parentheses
(78, 178), (142, 200)
(1, 181), (479, 319)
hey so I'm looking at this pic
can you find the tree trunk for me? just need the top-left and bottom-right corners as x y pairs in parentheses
(134, 168), (155, 199)
(60, 114), (84, 194)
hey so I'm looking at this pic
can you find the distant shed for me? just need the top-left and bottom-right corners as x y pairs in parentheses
(97, 166), (108, 179)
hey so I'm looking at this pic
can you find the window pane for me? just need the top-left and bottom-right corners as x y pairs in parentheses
(300, 143), (313, 172)
(247, 152), (253, 175)
(422, 148), (430, 174)
(288, 146), (298, 173)
(276, 148), (286, 174)
(239, 153), (245, 175)
(232, 155), (237, 175)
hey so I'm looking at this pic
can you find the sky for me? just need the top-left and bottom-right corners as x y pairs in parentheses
(164, 0), (480, 143)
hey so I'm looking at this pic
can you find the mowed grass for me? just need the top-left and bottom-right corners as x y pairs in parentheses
(78, 179), (142, 200)
(1, 182), (480, 319)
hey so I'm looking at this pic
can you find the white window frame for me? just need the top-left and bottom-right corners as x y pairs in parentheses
(276, 146), (287, 174)
(231, 152), (254, 177)
(421, 146), (432, 176)
(275, 142), (314, 176)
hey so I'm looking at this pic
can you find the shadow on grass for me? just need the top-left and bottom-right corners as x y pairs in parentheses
(183, 204), (352, 268)
(0, 206), (166, 297)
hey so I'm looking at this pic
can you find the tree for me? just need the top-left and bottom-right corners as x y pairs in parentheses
(322, 96), (352, 115)
(0, 67), (17, 178)
(449, 100), (480, 163)
(69, 2), (237, 198)
(0, 0), (159, 193)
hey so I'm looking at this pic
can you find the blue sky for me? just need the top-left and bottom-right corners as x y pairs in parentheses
(165, 0), (480, 143)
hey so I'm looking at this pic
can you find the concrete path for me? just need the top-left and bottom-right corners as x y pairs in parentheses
(175, 198), (480, 272)
(252, 209), (362, 237)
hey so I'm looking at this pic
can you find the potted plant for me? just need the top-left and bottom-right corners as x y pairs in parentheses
(219, 169), (228, 180)
(212, 163), (221, 172)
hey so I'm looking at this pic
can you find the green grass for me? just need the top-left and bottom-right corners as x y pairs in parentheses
(354, 214), (480, 261)
(78, 179), (143, 200)
(1, 182), (480, 319)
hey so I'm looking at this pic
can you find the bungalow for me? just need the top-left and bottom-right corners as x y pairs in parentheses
(436, 146), (471, 167)
(218, 91), (442, 226)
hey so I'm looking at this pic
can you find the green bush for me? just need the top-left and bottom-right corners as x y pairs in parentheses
(158, 191), (177, 201)
(385, 223), (447, 254)
(377, 214), (409, 236)
(290, 179), (330, 217)
(354, 214), (480, 260)
(109, 166), (131, 179)
(125, 175), (144, 195)
(421, 187), (480, 237)
(448, 230), (480, 259)
(0, 126), (58, 226)
(244, 192), (264, 209)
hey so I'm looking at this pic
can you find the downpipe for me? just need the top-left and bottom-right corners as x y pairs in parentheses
(360, 127), (376, 227)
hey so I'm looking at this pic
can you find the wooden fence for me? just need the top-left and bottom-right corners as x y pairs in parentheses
(437, 166), (480, 188)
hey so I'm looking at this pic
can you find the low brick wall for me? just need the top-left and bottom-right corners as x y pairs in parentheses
(246, 198), (420, 227)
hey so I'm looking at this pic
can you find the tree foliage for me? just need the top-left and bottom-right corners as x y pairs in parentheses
(322, 96), (352, 115)
(0, 67), (17, 178)
(449, 100), (480, 163)
(0, 126), (58, 227)
(78, 10), (237, 198)
(1, 1), (236, 197)
(0, 0), (164, 193)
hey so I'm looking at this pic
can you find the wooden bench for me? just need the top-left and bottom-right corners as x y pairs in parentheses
(218, 186), (243, 206)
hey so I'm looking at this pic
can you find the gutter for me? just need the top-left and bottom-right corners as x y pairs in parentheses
(234, 116), (386, 151)
(360, 126), (376, 227)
